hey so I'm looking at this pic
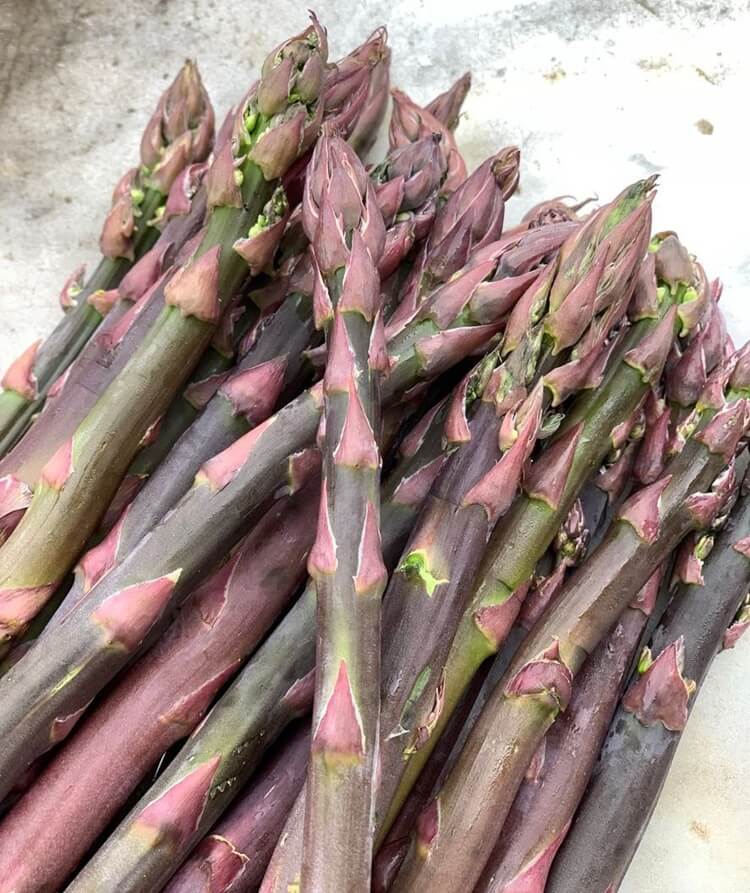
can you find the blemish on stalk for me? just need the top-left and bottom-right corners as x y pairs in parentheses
(397, 549), (448, 596)
(398, 666), (432, 740)
(48, 664), (86, 698)
(405, 672), (446, 754)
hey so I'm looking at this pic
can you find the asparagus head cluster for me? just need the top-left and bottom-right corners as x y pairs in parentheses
(0, 16), (746, 893)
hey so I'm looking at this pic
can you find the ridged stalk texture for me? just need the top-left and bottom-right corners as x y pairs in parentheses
(63, 406), (446, 893)
(545, 463), (750, 893)
(0, 61), (214, 454)
(390, 346), (750, 892)
(0, 19), (328, 653)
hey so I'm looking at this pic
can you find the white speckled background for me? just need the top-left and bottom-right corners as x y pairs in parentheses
(1, 1), (749, 889)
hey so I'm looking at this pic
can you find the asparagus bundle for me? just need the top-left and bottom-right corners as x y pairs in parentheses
(0, 484), (317, 892)
(63, 399), (453, 892)
(0, 129), (521, 803)
(377, 228), (712, 840)
(46, 90), (450, 640)
(374, 178), (652, 832)
(545, 461), (750, 893)
(19, 29), (396, 641)
(0, 62), (214, 455)
(257, 175), (645, 892)
(0, 17), (328, 653)
(1, 20), (749, 893)
(389, 343), (750, 891)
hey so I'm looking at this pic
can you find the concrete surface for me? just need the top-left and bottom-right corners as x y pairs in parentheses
(1, 1), (749, 890)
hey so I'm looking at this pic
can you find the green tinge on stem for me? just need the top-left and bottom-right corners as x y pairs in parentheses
(302, 129), (387, 890)
(1, 54), (216, 452)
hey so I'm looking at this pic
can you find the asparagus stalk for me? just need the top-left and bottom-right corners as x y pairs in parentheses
(163, 723), (311, 893)
(0, 484), (317, 892)
(0, 168), (210, 490)
(63, 403), (447, 893)
(376, 179), (657, 836)
(68, 606), (316, 893)
(300, 130), (388, 891)
(390, 346), (750, 892)
(0, 185), (210, 563)
(0, 18), (328, 652)
(545, 463), (750, 893)
(252, 389), (492, 893)
(0, 62), (214, 454)
(0, 152), (519, 801)
(378, 223), (708, 836)
(474, 566), (667, 893)
(261, 791), (307, 893)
